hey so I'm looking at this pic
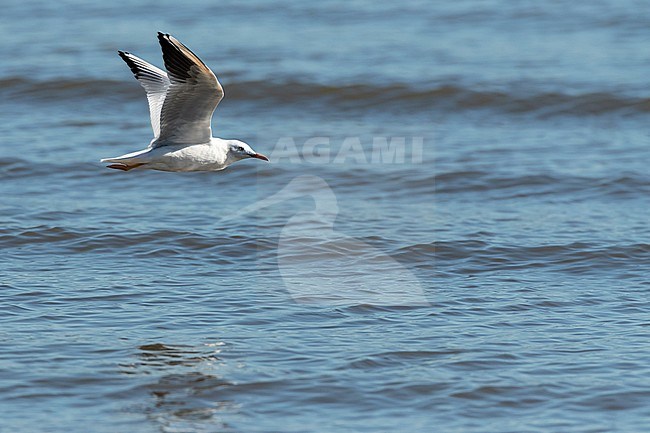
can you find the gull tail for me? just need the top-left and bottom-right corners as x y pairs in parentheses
(100, 150), (148, 171)
(101, 161), (145, 171)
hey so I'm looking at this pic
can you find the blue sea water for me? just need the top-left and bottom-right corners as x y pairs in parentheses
(1, 1), (650, 432)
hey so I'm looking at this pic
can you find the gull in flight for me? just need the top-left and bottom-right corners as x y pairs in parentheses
(101, 32), (269, 171)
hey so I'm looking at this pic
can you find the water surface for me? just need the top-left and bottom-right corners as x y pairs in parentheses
(1, 1), (650, 432)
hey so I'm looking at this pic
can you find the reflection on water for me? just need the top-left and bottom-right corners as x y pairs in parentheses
(133, 343), (222, 369)
(122, 343), (236, 432)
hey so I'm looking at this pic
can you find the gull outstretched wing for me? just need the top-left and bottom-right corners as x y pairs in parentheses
(118, 51), (170, 139)
(155, 32), (224, 146)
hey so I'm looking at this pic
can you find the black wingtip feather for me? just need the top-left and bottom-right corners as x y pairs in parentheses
(157, 32), (198, 82)
(117, 51), (141, 77)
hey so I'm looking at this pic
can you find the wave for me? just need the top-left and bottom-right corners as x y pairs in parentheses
(2, 76), (649, 116)
(432, 170), (650, 198)
(396, 240), (650, 274)
(2, 155), (647, 202)
(0, 225), (277, 261)
(6, 209), (643, 279)
(4, 220), (647, 277)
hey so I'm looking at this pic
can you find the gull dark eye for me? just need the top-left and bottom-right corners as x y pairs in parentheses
(237, 146), (244, 152)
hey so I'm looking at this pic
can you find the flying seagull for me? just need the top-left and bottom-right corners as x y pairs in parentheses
(101, 32), (269, 171)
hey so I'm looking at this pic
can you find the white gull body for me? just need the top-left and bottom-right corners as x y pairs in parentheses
(101, 32), (268, 172)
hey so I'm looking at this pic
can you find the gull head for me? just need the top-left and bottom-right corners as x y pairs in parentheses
(226, 140), (269, 164)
